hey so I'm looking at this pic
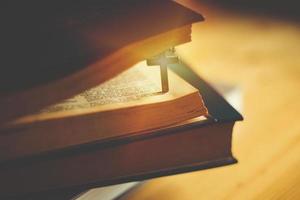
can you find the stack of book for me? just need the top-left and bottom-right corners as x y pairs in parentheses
(0, 1), (242, 199)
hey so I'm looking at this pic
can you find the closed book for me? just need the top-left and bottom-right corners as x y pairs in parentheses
(0, 1), (204, 123)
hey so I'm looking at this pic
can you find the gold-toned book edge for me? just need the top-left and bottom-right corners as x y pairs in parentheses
(0, 61), (208, 162)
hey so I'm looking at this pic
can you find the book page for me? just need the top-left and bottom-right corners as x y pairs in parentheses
(42, 61), (162, 113)
(5, 60), (202, 126)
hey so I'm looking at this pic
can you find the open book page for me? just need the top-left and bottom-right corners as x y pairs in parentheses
(5, 61), (203, 127)
(42, 61), (162, 113)
(75, 182), (139, 200)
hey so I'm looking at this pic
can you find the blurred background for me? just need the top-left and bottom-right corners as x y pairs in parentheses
(125, 0), (300, 199)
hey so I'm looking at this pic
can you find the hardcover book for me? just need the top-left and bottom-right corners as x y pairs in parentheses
(0, 1), (242, 199)
(0, 63), (242, 199)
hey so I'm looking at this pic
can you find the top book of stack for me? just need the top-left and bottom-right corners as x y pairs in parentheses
(0, 0), (204, 124)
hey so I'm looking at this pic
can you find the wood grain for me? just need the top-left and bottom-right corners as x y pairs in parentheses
(125, 1), (300, 199)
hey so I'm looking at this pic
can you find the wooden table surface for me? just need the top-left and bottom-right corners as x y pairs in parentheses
(124, 1), (300, 200)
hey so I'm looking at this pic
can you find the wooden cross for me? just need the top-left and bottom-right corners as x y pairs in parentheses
(146, 48), (179, 93)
